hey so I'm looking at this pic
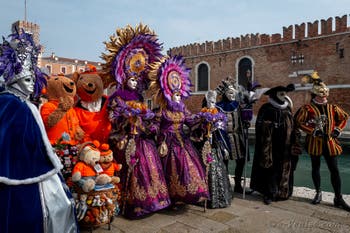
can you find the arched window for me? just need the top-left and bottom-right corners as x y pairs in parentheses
(197, 63), (209, 92)
(61, 66), (66, 74)
(238, 58), (252, 89)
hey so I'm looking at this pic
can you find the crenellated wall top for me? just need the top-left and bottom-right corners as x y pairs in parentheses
(169, 15), (349, 57)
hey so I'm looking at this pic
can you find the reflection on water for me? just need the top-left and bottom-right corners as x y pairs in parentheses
(228, 143), (350, 194)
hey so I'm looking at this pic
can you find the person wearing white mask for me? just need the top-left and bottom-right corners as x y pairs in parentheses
(295, 72), (350, 211)
(250, 83), (296, 205)
(0, 31), (78, 233)
(149, 55), (209, 208)
(216, 77), (253, 195)
(195, 90), (233, 208)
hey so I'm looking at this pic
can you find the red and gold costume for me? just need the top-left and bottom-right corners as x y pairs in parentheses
(295, 103), (348, 156)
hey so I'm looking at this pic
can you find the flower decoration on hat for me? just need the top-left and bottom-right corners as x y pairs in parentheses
(0, 29), (47, 98)
(101, 23), (162, 91)
(149, 55), (192, 108)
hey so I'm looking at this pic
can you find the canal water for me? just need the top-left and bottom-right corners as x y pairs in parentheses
(228, 142), (350, 194)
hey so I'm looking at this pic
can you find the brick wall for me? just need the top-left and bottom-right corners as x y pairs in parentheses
(169, 15), (350, 117)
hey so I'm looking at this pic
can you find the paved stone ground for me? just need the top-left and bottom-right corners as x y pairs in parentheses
(82, 188), (350, 233)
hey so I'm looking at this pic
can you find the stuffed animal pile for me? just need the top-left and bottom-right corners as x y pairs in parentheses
(72, 140), (119, 227)
(72, 140), (112, 192)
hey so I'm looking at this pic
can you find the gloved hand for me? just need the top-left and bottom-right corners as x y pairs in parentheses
(331, 128), (341, 138)
(313, 129), (323, 137)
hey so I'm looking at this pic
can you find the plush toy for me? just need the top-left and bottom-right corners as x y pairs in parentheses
(73, 65), (111, 143)
(75, 194), (88, 221)
(40, 74), (84, 185)
(72, 141), (112, 192)
(99, 143), (122, 184)
(40, 74), (85, 145)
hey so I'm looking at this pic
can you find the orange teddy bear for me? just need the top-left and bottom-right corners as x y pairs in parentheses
(40, 74), (84, 184)
(73, 65), (111, 144)
(99, 143), (122, 184)
(40, 74), (84, 145)
(72, 141), (112, 193)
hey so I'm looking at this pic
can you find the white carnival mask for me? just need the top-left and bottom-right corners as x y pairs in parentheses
(225, 86), (237, 101)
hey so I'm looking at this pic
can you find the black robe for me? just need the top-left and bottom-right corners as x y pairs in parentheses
(250, 101), (293, 199)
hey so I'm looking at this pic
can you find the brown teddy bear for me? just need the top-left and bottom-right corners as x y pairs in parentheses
(40, 74), (85, 184)
(72, 140), (112, 193)
(40, 74), (85, 145)
(99, 143), (122, 184)
(73, 65), (111, 144)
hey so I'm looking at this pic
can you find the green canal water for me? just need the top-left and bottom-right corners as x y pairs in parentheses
(228, 142), (350, 194)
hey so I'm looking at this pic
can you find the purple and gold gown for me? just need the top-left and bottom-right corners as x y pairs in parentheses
(156, 103), (209, 204)
(108, 89), (170, 219)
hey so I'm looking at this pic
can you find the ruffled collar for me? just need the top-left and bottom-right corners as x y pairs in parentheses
(269, 98), (288, 109)
(312, 98), (328, 105)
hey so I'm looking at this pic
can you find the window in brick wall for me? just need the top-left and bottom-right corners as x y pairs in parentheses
(46, 65), (52, 74)
(197, 63), (209, 92)
(61, 66), (66, 74)
(238, 58), (252, 90)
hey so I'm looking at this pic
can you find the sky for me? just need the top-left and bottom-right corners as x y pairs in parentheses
(0, 0), (349, 62)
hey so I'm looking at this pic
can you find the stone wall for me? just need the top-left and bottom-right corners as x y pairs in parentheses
(169, 15), (348, 57)
(168, 15), (350, 115)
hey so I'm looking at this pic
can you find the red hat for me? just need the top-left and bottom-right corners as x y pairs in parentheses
(82, 64), (98, 74)
(100, 143), (112, 156)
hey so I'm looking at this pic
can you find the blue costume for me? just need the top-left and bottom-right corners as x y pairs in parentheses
(216, 91), (248, 194)
(0, 31), (78, 233)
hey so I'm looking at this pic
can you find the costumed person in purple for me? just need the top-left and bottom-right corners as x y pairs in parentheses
(197, 90), (233, 208)
(0, 31), (78, 232)
(101, 23), (170, 218)
(148, 55), (209, 206)
(215, 77), (252, 194)
(295, 72), (350, 211)
(250, 84), (295, 205)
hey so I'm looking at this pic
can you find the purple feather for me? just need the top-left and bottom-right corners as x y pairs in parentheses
(0, 30), (46, 97)
(111, 34), (162, 92)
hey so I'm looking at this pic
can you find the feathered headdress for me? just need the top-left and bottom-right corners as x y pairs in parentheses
(301, 71), (329, 97)
(215, 76), (236, 96)
(0, 29), (46, 98)
(101, 23), (162, 91)
(301, 71), (321, 86)
(149, 55), (192, 108)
